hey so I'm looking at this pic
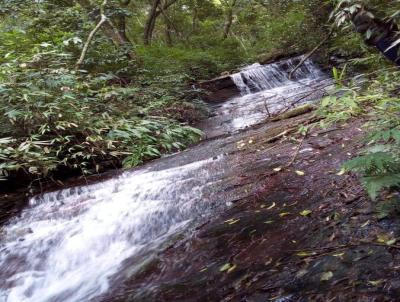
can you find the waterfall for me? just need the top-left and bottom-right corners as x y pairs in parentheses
(0, 55), (331, 302)
(230, 56), (322, 95)
(0, 156), (223, 302)
(201, 55), (331, 137)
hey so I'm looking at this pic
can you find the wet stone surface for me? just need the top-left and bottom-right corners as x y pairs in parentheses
(101, 119), (400, 302)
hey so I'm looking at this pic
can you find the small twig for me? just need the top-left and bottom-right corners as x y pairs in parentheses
(264, 129), (291, 144)
(76, 0), (108, 69)
(288, 27), (335, 79)
(286, 126), (309, 167)
(259, 93), (276, 117)
(264, 98), (271, 117)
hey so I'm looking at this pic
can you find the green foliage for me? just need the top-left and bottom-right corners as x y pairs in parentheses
(327, 0), (400, 71)
(317, 93), (364, 124)
(320, 0), (400, 200)
(344, 152), (400, 200)
(0, 62), (203, 179)
(375, 197), (400, 219)
(318, 66), (400, 200)
(0, 17), (204, 182)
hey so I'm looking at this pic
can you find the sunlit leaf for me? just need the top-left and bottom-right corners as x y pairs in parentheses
(320, 271), (333, 281)
(299, 210), (312, 217)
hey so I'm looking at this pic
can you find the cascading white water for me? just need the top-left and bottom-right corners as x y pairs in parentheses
(0, 156), (223, 302)
(230, 56), (322, 95)
(0, 56), (331, 302)
(201, 56), (331, 138)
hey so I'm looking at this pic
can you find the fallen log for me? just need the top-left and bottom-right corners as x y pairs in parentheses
(271, 104), (316, 122)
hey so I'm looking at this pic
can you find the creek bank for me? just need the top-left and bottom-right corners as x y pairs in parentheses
(103, 115), (400, 301)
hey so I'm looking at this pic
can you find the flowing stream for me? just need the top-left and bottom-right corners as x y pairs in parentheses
(0, 56), (331, 302)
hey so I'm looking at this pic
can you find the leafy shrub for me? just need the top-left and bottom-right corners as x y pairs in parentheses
(318, 67), (400, 200)
(0, 45), (203, 181)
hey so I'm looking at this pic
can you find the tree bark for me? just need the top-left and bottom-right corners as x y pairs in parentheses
(192, 1), (198, 33)
(143, 0), (162, 45)
(114, 0), (131, 45)
(143, 0), (178, 45)
(76, 0), (136, 60)
(76, 2), (108, 69)
(222, 0), (237, 40)
(164, 18), (173, 46)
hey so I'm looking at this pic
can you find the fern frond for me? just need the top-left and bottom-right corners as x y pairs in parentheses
(344, 152), (396, 174)
(362, 174), (400, 200)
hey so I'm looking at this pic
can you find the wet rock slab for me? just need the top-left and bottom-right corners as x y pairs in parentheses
(101, 118), (400, 302)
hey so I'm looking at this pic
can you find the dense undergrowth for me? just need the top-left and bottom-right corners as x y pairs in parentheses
(0, 44), (204, 182)
(318, 64), (400, 200)
(0, 35), (207, 184)
(315, 0), (400, 201)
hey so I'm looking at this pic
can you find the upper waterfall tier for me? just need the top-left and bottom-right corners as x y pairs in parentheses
(230, 56), (322, 95)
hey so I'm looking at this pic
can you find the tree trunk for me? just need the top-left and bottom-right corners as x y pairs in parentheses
(192, 0), (198, 33)
(143, 0), (161, 45)
(143, 0), (179, 45)
(222, 0), (237, 40)
(115, 0), (131, 44)
(222, 10), (233, 39)
(76, 1), (109, 69)
(76, 0), (136, 60)
(164, 19), (173, 46)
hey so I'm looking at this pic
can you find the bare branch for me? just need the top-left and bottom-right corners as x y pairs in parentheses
(288, 27), (335, 79)
(76, 0), (108, 69)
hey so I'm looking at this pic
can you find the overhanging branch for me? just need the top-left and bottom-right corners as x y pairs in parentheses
(76, 0), (108, 69)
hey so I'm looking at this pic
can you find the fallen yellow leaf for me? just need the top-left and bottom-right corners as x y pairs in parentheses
(332, 252), (345, 258)
(368, 280), (384, 286)
(336, 168), (346, 176)
(299, 210), (312, 217)
(360, 220), (370, 228)
(227, 264), (237, 273)
(377, 234), (391, 243)
(219, 263), (231, 272)
(296, 251), (314, 257)
(228, 219), (240, 225)
(321, 271), (333, 281)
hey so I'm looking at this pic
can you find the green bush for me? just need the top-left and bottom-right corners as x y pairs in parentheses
(318, 68), (400, 200)
(0, 43), (203, 181)
(0, 66), (202, 180)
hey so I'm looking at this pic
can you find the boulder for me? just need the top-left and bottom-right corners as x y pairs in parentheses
(197, 75), (239, 103)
